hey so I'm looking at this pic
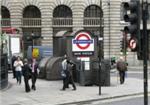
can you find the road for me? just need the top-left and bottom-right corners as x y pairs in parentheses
(111, 70), (150, 79)
(64, 95), (150, 105)
(91, 95), (150, 105)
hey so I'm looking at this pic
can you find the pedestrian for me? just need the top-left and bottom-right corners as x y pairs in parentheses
(30, 58), (39, 90)
(13, 56), (23, 84)
(60, 56), (76, 91)
(61, 57), (68, 90)
(11, 55), (17, 78)
(116, 57), (128, 84)
(22, 58), (32, 92)
(66, 59), (76, 90)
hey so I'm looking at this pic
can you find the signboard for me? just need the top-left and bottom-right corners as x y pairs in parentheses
(72, 31), (94, 56)
(84, 61), (90, 70)
(32, 48), (39, 58)
(11, 37), (20, 54)
(129, 38), (137, 50)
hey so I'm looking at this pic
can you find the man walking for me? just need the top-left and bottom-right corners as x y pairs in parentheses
(61, 56), (76, 91)
(66, 60), (76, 90)
(22, 59), (32, 92)
(31, 58), (38, 90)
(61, 57), (68, 90)
(116, 57), (128, 84)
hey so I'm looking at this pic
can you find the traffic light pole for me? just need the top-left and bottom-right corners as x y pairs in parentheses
(99, 0), (102, 95)
(142, 1), (148, 105)
(123, 32), (127, 62)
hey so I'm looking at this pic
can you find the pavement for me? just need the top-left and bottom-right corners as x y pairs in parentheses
(0, 68), (150, 105)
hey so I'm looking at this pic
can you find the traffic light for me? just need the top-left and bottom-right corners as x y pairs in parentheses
(123, 0), (141, 52)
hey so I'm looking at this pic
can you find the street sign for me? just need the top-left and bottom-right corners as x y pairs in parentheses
(32, 48), (39, 58)
(129, 38), (137, 50)
(72, 31), (94, 56)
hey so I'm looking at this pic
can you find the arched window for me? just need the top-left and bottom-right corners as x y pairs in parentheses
(84, 5), (103, 37)
(84, 5), (102, 17)
(1, 6), (11, 27)
(23, 5), (41, 18)
(22, 5), (42, 57)
(52, 5), (73, 56)
(22, 5), (41, 27)
(53, 5), (72, 35)
(2, 6), (10, 18)
(53, 5), (72, 17)
(84, 5), (104, 58)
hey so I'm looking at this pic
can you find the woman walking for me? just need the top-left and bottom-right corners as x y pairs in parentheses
(13, 56), (23, 84)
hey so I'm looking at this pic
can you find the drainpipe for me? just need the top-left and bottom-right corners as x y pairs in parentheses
(108, 0), (111, 59)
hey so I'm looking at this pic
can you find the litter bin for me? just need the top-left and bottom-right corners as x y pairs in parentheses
(93, 59), (111, 86)
(79, 61), (93, 86)
(100, 59), (111, 86)
(72, 60), (80, 82)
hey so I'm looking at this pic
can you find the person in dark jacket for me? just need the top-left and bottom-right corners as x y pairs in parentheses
(61, 57), (76, 91)
(30, 58), (39, 90)
(66, 60), (76, 90)
(22, 58), (32, 92)
(61, 57), (68, 90)
(116, 57), (128, 84)
(11, 55), (17, 78)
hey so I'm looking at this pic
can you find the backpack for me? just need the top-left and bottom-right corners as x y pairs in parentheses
(117, 61), (127, 71)
(60, 70), (66, 78)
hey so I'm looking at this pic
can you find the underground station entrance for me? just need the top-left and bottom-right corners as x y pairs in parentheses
(38, 30), (110, 86)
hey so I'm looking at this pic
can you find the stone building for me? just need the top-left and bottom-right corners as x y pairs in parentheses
(1, 0), (150, 66)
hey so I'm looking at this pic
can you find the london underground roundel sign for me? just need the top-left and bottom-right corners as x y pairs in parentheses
(72, 32), (94, 52)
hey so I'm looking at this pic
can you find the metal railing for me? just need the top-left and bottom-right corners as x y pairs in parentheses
(21, 18), (41, 27)
(83, 17), (104, 27)
(1, 18), (11, 27)
(52, 18), (73, 27)
(1, 18), (104, 28)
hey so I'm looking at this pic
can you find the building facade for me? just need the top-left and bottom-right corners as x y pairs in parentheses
(1, 0), (150, 66)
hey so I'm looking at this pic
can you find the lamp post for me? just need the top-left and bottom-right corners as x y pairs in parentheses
(31, 32), (34, 58)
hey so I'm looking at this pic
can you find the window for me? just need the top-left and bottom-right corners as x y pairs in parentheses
(1, 6), (10, 18)
(1, 6), (11, 27)
(84, 5), (103, 36)
(23, 5), (41, 18)
(53, 5), (72, 17)
(84, 5), (102, 17)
